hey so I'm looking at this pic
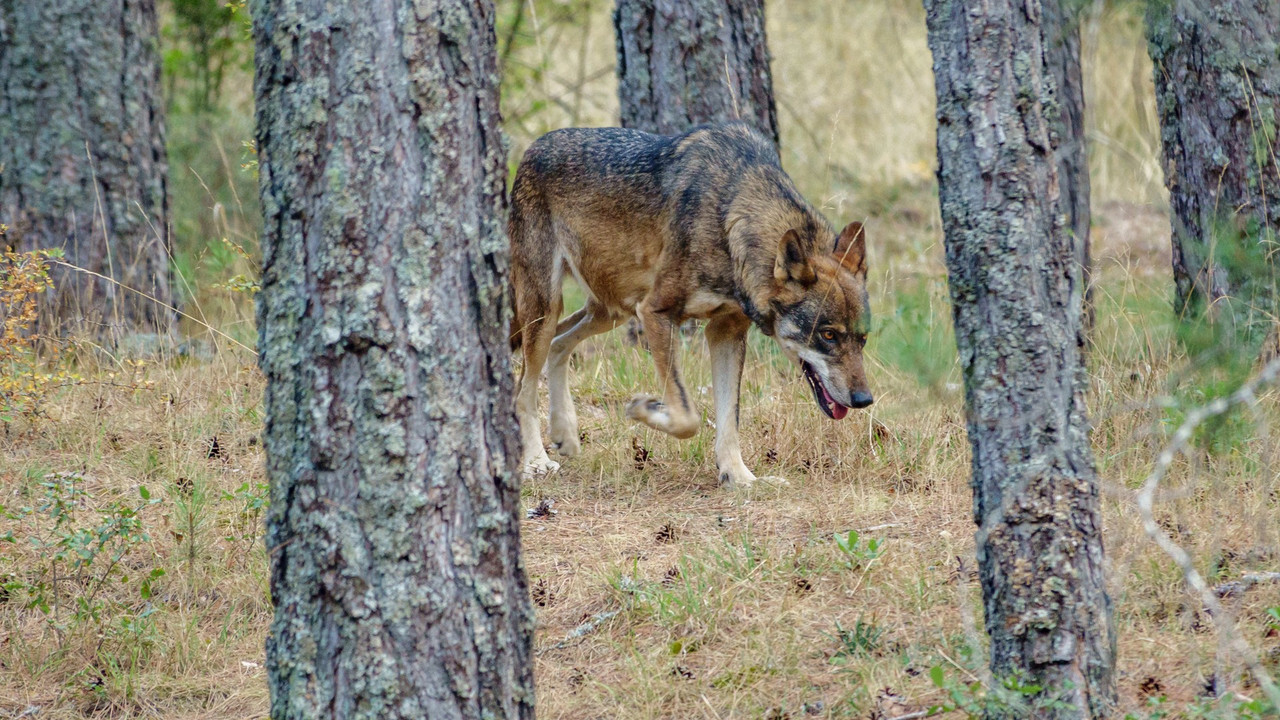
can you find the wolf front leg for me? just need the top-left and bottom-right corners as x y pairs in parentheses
(626, 298), (701, 439)
(705, 314), (788, 489)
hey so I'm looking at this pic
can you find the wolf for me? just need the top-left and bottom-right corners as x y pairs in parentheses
(509, 122), (873, 487)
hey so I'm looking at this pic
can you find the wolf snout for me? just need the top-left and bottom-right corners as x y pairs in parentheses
(849, 390), (874, 409)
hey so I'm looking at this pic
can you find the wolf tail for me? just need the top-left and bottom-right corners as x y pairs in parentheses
(508, 256), (523, 352)
(509, 287), (524, 352)
(507, 171), (559, 354)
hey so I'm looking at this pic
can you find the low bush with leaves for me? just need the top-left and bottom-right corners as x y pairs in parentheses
(2, 473), (164, 635)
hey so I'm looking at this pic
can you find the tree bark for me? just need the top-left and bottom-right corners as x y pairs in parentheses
(614, 0), (779, 146)
(1044, 0), (1093, 332)
(252, 0), (533, 717)
(1146, 0), (1280, 331)
(925, 0), (1115, 717)
(0, 0), (172, 338)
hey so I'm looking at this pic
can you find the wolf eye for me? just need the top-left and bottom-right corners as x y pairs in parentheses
(819, 329), (837, 342)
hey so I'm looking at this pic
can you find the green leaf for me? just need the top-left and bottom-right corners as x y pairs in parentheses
(139, 486), (150, 500)
(930, 665), (946, 688)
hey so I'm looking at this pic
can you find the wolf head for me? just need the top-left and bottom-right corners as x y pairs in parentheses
(768, 221), (873, 420)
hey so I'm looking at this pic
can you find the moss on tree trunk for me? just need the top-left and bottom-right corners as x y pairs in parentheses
(252, 0), (533, 717)
(0, 0), (172, 338)
(925, 0), (1116, 716)
(614, 0), (778, 146)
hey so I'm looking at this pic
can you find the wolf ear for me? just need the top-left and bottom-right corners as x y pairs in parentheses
(774, 229), (816, 285)
(832, 221), (867, 277)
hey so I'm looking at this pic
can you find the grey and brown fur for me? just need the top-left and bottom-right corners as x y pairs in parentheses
(509, 122), (873, 487)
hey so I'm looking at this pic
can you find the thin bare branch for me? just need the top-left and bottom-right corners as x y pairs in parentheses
(1136, 357), (1280, 710)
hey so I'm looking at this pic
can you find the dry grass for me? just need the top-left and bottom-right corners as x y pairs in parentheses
(3, 205), (1277, 718)
(2, 1), (1278, 719)
(0, 353), (269, 718)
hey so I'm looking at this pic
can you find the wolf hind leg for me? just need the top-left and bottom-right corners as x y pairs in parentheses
(626, 298), (700, 439)
(512, 255), (563, 478)
(547, 301), (620, 457)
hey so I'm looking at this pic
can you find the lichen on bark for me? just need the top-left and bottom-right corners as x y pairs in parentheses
(252, 0), (533, 717)
(925, 0), (1116, 716)
(614, 0), (778, 146)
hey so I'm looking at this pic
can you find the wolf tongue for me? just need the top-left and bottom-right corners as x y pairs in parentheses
(821, 383), (849, 420)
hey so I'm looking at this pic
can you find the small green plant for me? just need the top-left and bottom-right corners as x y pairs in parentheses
(171, 475), (215, 586)
(8, 474), (163, 636)
(827, 617), (884, 662)
(928, 664), (986, 717)
(833, 529), (885, 571)
(1171, 695), (1277, 720)
(96, 600), (163, 700)
(927, 664), (1076, 718)
(223, 480), (269, 560)
(210, 237), (261, 295)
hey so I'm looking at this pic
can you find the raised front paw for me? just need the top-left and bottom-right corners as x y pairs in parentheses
(626, 394), (665, 423)
(626, 394), (698, 439)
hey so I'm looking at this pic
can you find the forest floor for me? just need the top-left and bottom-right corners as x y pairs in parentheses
(1, 201), (1278, 719)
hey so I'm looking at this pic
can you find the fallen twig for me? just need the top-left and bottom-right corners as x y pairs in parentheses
(1215, 571), (1280, 598)
(543, 610), (619, 652)
(860, 522), (904, 533)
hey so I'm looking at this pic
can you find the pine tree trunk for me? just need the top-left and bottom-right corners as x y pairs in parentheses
(925, 0), (1115, 716)
(0, 0), (172, 339)
(252, 0), (533, 717)
(1147, 0), (1280, 331)
(614, 0), (778, 146)
(1044, 0), (1093, 331)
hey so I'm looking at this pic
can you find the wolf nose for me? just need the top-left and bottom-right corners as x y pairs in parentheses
(849, 391), (874, 409)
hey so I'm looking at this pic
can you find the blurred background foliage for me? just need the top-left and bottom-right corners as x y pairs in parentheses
(156, 0), (1167, 331)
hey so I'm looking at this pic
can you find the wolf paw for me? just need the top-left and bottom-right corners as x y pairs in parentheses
(717, 464), (789, 490)
(626, 395), (697, 439)
(522, 454), (561, 479)
(550, 436), (580, 457)
(549, 421), (581, 457)
(626, 395), (666, 422)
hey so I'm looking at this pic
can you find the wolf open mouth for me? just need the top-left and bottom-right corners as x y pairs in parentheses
(802, 361), (849, 420)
